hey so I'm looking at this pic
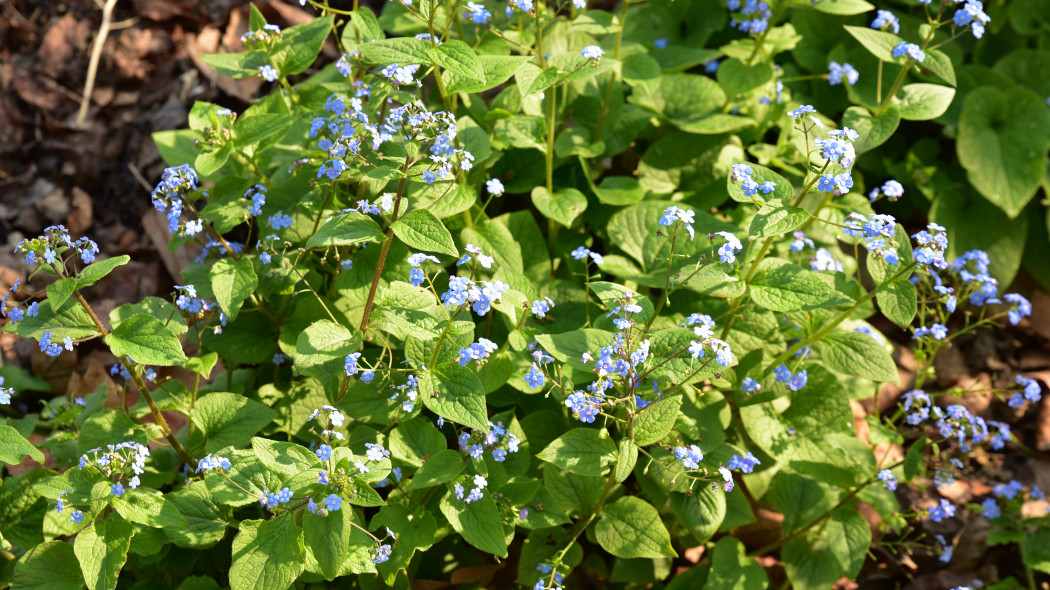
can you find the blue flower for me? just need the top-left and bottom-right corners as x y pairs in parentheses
(788, 104), (815, 119)
(928, 499), (956, 522)
(581, 45), (604, 59)
(111, 483), (126, 497)
(715, 231), (742, 263)
(345, 352), (361, 375)
(486, 178), (504, 195)
(532, 297), (555, 318)
(673, 445), (703, 470)
(316, 444), (333, 461)
(465, 1), (491, 23)
(525, 365), (544, 389)
(653, 38), (668, 49)
(70, 510), (85, 525)
(258, 65), (279, 82)
(981, 497), (1000, 519)
(374, 544), (393, 564)
(870, 10), (899, 33)
(324, 494), (343, 512)
(827, 62), (859, 86)
(892, 42), (925, 62)
(877, 469), (898, 491)
(727, 452), (761, 473)
(1003, 293), (1031, 325)
(787, 369), (807, 391)
(741, 377), (761, 392)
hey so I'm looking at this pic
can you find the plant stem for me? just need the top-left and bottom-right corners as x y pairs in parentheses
(594, 0), (631, 137)
(360, 163), (409, 332)
(719, 235), (775, 339)
(74, 292), (195, 467)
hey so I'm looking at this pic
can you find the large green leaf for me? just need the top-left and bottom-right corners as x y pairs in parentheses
(843, 25), (901, 62)
(957, 86), (1050, 218)
(428, 40), (483, 82)
(391, 209), (458, 257)
(306, 212), (384, 249)
(13, 541), (85, 590)
(842, 105), (900, 155)
(209, 258), (258, 321)
(895, 83), (955, 121)
(164, 482), (230, 549)
(439, 491), (508, 558)
(0, 425), (44, 465)
(406, 450), (465, 490)
(271, 14), (335, 76)
(230, 513), (305, 590)
(419, 364), (488, 431)
(74, 519), (133, 590)
(670, 484), (726, 544)
(817, 331), (899, 384)
(531, 187), (588, 228)
(595, 496), (676, 559)
(703, 537), (769, 590)
(716, 58), (775, 97)
(748, 258), (851, 312)
(304, 507), (353, 581)
(191, 392), (277, 452)
(111, 488), (188, 529)
(105, 314), (187, 366)
(633, 394), (681, 446)
(294, 320), (362, 382)
(538, 428), (617, 476)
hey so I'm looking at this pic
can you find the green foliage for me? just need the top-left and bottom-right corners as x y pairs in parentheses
(3, 0), (1046, 588)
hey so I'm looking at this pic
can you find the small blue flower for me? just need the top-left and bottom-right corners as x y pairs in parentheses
(111, 483), (126, 497)
(525, 365), (544, 389)
(316, 444), (333, 461)
(258, 65), (279, 82)
(827, 62), (858, 86)
(465, 1), (491, 23)
(70, 510), (85, 525)
(870, 10), (899, 33)
(892, 42), (925, 62)
(324, 494), (342, 512)
(877, 469), (898, 491)
(486, 178), (504, 195)
(581, 45), (604, 59)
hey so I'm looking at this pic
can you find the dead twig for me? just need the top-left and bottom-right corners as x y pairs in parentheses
(76, 0), (120, 128)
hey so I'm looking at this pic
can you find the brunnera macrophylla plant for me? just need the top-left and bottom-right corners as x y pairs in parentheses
(1, 0), (1048, 589)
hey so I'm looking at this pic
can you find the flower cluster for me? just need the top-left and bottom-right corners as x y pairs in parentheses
(1008, 375), (1042, 409)
(457, 420), (521, 463)
(844, 212), (899, 265)
(730, 163), (776, 198)
(454, 473), (489, 503)
(658, 205), (697, 240)
(870, 9), (899, 33)
(774, 364), (808, 391)
(441, 276), (509, 316)
(827, 61), (858, 86)
(687, 314), (734, 367)
(893, 41), (925, 62)
(458, 338), (498, 367)
(868, 179), (904, 202)
(150, 165), (200, 234)
(0, 377), (14, 405)
(570, 246), (605, 265)
(79, 441), (150, 491)
(913, 223), (949, 269)
(952, 0), (990, 39)
(727, 0), (771, 35)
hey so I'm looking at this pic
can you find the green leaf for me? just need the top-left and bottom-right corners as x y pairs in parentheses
(391, 209), (458, 257)
(389, 417), (446, 467)
(3, 295), (98, 341)
(0, 425), (44, 465)
(716, 58), (775, 97)
(593, 176), (645, 206)
(957, 86), (1050, 218)
(77, 255), (131, 288)
(105, 314), (188, 366)
(767, 471), (835, 534)
(195, 144), (231, 176)
(234, 114), (293, 148)
(826, 508), (870, 579)
(14, 541), (85, 590)
(670, 485), (726, 544)
(110, 297), (188, 336)
(271, 14), (335, 76)
(304, 508), (353, 581)
(538, 428), (617, 476)
(728, 163), (794, 204)
(164, 482), (230, 549)
(111, 487), (188, 529)
(427, 40), (483, 82)
(923, 49), (956, 87)
(439, 491), (508, 557)
(535, 329), (614, 372)
(306, 212), (384, 249)
(359, 37), (431, 66)
(209, 258), (258, 321)
(703, 537), (769, 590)
(630, 73), (724, 133)
(587, 282), (654, 324)
(749, 199), (808, 239)
(74, 519), (133, 590)
(615, 438), (637, 483)
(749, 258), (851, 312)
(294, 320), (362, 382)
(229, 513), (305, 590)
(199, 51), (268, 78)
(895, 83), (955, 121)
(191, 392), (278, 452)
(406, 449), (465, 489)
(419, 364), (488, 431)
(596, 496), (676, 559)
(843, 25), (901, 62)
(842, 105), (900, 154)
(531, 187), (588, 228)
(46, 278), (77, 313)
(782, 538), (840, 590)
(77, 411), (145, 456)
(811, 0), (874, 14)
(446, 54), (532, 93)
(875, 277), (917, 329)
(818, 331), (898, 383)
(633, 394), (681, 446)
